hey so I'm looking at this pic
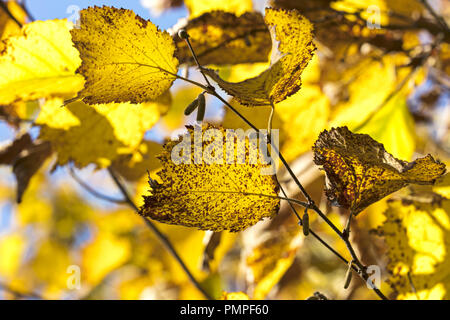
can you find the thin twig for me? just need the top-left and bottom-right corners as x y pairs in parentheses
(107, 167), (213, 300)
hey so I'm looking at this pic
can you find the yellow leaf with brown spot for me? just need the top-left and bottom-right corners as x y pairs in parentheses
(36, 98), (164, 168)
(71, 6), (179, 104)
(246, 226), (302, 299)
(313, 127), (446, 214)
(379, 199), (450, 299)
(174, 11), (271, 66)
(139, 124), (280, 232)
(0, 20), (84, 104)
(203, 8), (315, 106)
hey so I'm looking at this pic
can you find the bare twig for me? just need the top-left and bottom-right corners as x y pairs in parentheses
(418, 0), (449, 32)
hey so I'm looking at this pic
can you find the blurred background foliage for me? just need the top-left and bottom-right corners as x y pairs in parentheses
(0, 0), (449, 300)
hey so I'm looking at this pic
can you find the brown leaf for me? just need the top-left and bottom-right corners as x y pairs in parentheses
(313, 127), (446, 214)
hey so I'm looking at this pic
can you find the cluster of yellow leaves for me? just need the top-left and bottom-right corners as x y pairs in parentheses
(184, 0), (253, 18)
(140, 124), (280, 232)
(380, 198), (450, 299)
(313, 127), (446, 214)
(204, 8), (316, 106)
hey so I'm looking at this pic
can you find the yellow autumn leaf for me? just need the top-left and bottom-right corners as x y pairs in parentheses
(71, 6), (179, 104)
(203, 8), (316, 106)
(174, 11), (271, 66)
(0, 19), (84, 104)
(379, 198), (450, 300)
(246, 226), (303, 299)
(313, 127), (446, 214)
(184, 0), (253, 18)
(36, 98), (164, 168)
(162, 85), (204, 130)
(0, 232), (26, 278)
(139, 124), (280, 232)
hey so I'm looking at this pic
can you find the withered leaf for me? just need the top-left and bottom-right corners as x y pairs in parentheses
(174, 10), (271, 66)
(313, 127), (446, 214)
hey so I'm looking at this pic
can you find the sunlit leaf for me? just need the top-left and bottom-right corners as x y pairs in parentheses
(379, 198), (450, 299)
(174, 11), (271, 66)
(203, 8), (315, 106)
